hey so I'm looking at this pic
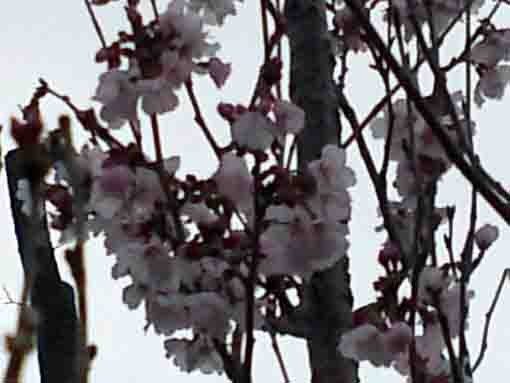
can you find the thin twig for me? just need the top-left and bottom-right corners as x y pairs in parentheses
(2, 286), (23, 306)
(150, 114), (163, 163)
(344, 0), (510, 225)
(243, 161), (263, 383)
(472, 268), (510, 371)
(270, 333), (291, 383)
(84, 0), (107, 48)
(185, 80), (221, 158)
(260, 0), (270, 62)
(342, 0), (483, 149)
(150, 0), (159, 20)
(4, 278), (33, 383)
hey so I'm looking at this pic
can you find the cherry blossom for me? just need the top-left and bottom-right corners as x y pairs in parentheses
(213, 152), (253, 218)
(159, 0), (220, 64)
(9, 0), (510, 380)
(164, 336), (223, 374)
(259, 204), (349, 277)
(230, 102), (305, 150)
(260, 145), (355, 277)
(338, 322), (412, 368)
(272, 100), (305, 136)
(181, 202), (217, 225)
(471, 30), (510, 68)
(394, 322), (448, 376)
(474, 65), (510, 106)
(186, 0), (243, 25)
(417, 266), (453, 305)
(439, 284), (474, 338)
(93, 69), (139, 129)
(231, 111), (276, 150)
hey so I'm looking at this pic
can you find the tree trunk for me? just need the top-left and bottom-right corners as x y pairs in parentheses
(285, 1), (358, 382)
(6, 149), (80, 383)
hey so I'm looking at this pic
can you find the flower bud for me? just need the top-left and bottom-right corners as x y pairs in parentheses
(475, 223), (499, 251)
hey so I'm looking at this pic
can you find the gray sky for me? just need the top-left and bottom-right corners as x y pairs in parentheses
(1, 1), (510, 382)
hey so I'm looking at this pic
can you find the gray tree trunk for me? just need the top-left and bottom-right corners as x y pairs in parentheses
(285, 1), (358, 383)
(6, 149), (80, 383)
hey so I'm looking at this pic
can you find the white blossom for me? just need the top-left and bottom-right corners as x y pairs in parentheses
(93, 69), (139, 129)
(164, 336), (223, 374)
(186, 0), (243, 25)
(273, 100), (305, 135)
(213, 153), (253, 219)
(417, 267), (453, 305)
(475, 66), (510, 106)
(338, 322), (412, 367)
(231, 111), (276, 150)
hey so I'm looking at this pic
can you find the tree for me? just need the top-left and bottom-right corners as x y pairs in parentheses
(2, 0), (510, 382)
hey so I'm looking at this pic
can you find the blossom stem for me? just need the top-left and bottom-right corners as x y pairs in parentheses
(271, 333), (290, 383)
(185, 80), (221, 158)
(260, 0), (270, 62)
(150, 114), (163, 163)
(83, 0), (107, 48)
(275, 0), (282, 100)
(473, 268), (510, 371)
(149, 113), (187, 244)
(129, 121), (143, 151)
(243, 161), (262, 383)
(150, 0), (159, 21)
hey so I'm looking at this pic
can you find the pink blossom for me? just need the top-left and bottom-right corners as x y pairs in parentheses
(273, 100), (305, 135)
(338, 322), (412, 367)
(439, 284), (474, 338)
(471, 30), (510, 67)
(160, 1), (219, 59)
(213, 153), (253, 216)
(140, 82), (180, 115)
(231, 111), (276, 150)
(93, 69), (139, 128)
(338, 324), (390, 366)
(181, 202), (217, 225)
(164, 337), (223, 374)
(475, 66), (510, 106)
(308, 145), (356, 195)
(259, 205), (348, 278)
(187, 0), (242, 25)
(418, 267), (453, 305)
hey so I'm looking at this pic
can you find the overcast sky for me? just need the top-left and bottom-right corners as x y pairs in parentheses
(1, 1), (510, 382)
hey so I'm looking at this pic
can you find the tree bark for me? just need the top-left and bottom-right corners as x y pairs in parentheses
(6, 149), (80, 383)
(285, 1), (358, 383)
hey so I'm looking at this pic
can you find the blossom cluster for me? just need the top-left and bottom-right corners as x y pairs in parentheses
(93, 0), (231, 129)
(338, 266), (475, 379)
(9, 0), (507, 380)
(13, 5), (358, 365)
(33, 117), (355, 373)
(471, 29), (510, 106)
(370, 91), (474, 206)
